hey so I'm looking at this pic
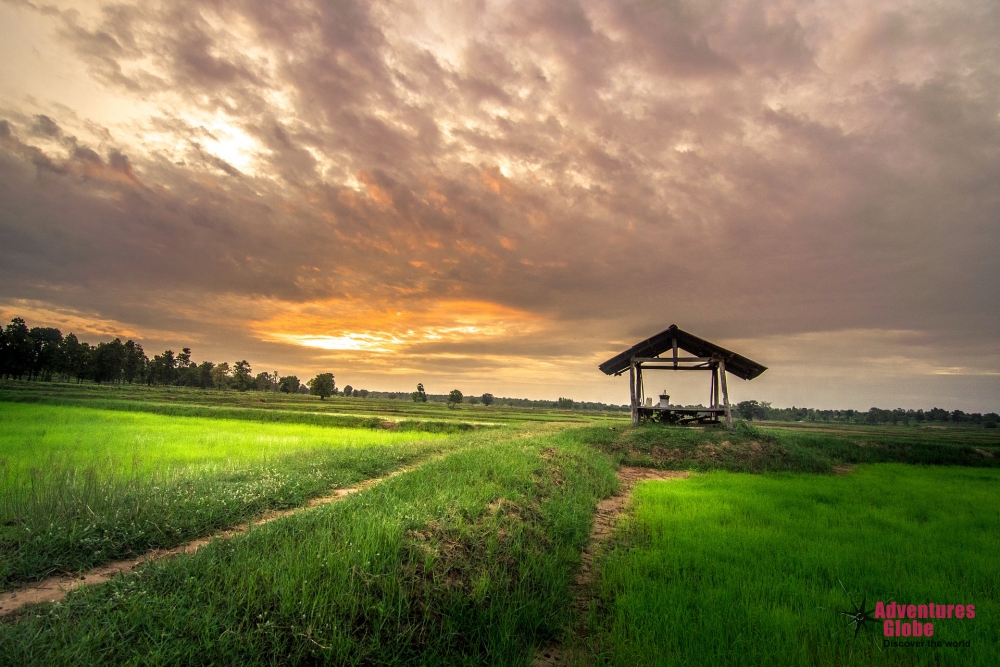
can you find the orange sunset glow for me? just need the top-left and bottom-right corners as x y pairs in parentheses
(1, 0), (998, 409)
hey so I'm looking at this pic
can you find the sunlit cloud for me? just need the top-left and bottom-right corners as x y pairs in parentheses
(1, 0), (998, 410)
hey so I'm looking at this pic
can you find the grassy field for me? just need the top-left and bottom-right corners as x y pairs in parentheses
(0, 381), (620, 428)
(587, 465), (1000, 666)
(588, 420), (1000, 472)
(0, 424), (617, 665)
(1, 381), (997, 665)
(0, 403), (452, 590)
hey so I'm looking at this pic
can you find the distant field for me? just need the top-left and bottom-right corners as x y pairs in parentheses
(589, 465), (1000, 666)
(0, 403), (452, 590)
(588, 420), (1000, 473)
(0, 380), (621, 428)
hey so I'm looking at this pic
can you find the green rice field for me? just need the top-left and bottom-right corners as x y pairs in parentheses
(1, 382), (998, 665)
(0, 403), (452, 590)
(588, 465), (1000, 666)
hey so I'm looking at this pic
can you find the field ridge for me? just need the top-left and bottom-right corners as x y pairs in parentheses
(0, 458), (435, 617)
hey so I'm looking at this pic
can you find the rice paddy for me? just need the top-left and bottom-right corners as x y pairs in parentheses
(587, 465), (1000, 666)
(1, 383), (997, 665)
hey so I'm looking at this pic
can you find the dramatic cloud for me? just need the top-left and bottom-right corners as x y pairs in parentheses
(1, 0), (998, 409)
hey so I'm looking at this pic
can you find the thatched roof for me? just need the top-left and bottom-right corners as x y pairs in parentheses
(598, 324), (767, 380)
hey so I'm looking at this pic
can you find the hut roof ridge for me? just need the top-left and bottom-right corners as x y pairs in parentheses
(598, 324), (767, 380)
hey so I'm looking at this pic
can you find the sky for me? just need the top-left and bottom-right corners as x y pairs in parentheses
(1, 0), (998, 411)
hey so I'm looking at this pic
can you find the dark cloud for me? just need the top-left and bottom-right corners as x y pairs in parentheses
(1, 0), (998, 407)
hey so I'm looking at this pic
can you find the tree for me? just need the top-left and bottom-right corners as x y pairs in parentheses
(232, 360), (253, 391)
(357, 389), (369, 398)
(198, 361), (215, 388)
(255, 371), (277, 392)
(2, 318), (33, 379)
(557, 397), (575, 409)
(29, 327), (63, 381)
(411, 383), (427, 402)
(123, 340), (147, 383)
(149, 350), (177, 385)
(211, 362), (231, 390)
(278, 375), (300, 394)
(93, 338), (127, 383)
(308, 373), (335, 399)
(343, 385), (354, 397)
(481, 393), (494, 406)
(447, 389), (463, 409)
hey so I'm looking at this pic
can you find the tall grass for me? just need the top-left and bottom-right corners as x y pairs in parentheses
(0, 426), (618, 665)
(589, 465), (1000, 666)
(0, 404), (451, 589)
(586, 421), (1000, 473)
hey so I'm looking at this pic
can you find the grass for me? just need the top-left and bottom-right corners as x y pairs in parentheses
(0, 380), (622, 428)
(0, 425), (618, 666)
(3, 382), (998, 665)
(587, 465), (1000, 666)
(0, 403), (452, 590)
(586, 420), (1000, 473)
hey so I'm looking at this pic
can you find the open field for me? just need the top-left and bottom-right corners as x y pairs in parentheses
(589, 421), (1000, 472)
(0, 381), (620, 428)
(586, 465), (1000, 666)
(0, 423), (617, 665)
(1, 382), (998, 665)
(0, 403), (452, 590)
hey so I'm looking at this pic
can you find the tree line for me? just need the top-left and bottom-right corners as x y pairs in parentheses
(734, 400), (999, 428)
(0, 316), (338, 397)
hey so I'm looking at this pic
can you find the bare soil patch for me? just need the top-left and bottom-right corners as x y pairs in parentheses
(531, 466), (688, 666)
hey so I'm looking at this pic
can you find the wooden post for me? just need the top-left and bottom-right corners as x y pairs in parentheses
(719, 359), (732, 429)
(636, 363), (644, 412)
(713, 364), (720, 409)
(710, 366), (717, 408)
(629, 359), (638, 425)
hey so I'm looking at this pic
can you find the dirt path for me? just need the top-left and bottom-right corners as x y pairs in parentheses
(531, 467), (689, 667)
(0, 465), (417, 617)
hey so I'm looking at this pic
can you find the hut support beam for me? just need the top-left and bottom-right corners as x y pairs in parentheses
(719, 359), (732, 429)
(629, 359), (638, 426)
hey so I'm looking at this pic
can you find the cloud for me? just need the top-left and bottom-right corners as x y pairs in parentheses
(0, 0), (998, 408)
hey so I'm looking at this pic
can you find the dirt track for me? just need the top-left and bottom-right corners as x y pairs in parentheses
(531, 467), (688, 666)
(0, 466), (417, 617)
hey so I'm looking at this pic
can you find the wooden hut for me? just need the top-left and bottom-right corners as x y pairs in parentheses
(599, 325), (767, 428)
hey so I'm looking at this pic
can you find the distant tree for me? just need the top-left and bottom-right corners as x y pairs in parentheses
(557, 397), (575, 409)
(93, 338), (127, 383)
(29, 327), (63, 381)
(123, 340), (147, 384)
(278, 375), (301, 394)
(447, 389), (463, 409)
(468, 395), (479, 405)
(736, 400), (760, 421)
(198, 361), (215, 388)
(927, 407), (950, 422)
(481, 393), (494, 406)
(951, 409), (968, 423)
(308, 373), (335, 399)
(297, 385), (310, 394)
(411, 383), (427, 402)
(343, 385), (354, 397)
(2, 318), (32, 379)
(357, 389), (369, 398)
(149, 350), (177, 385)
(254, 371), (277, 392)
(232, 360), (253, 391)
(211, 362), (231, 390)
(58, 333), (90, 382)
